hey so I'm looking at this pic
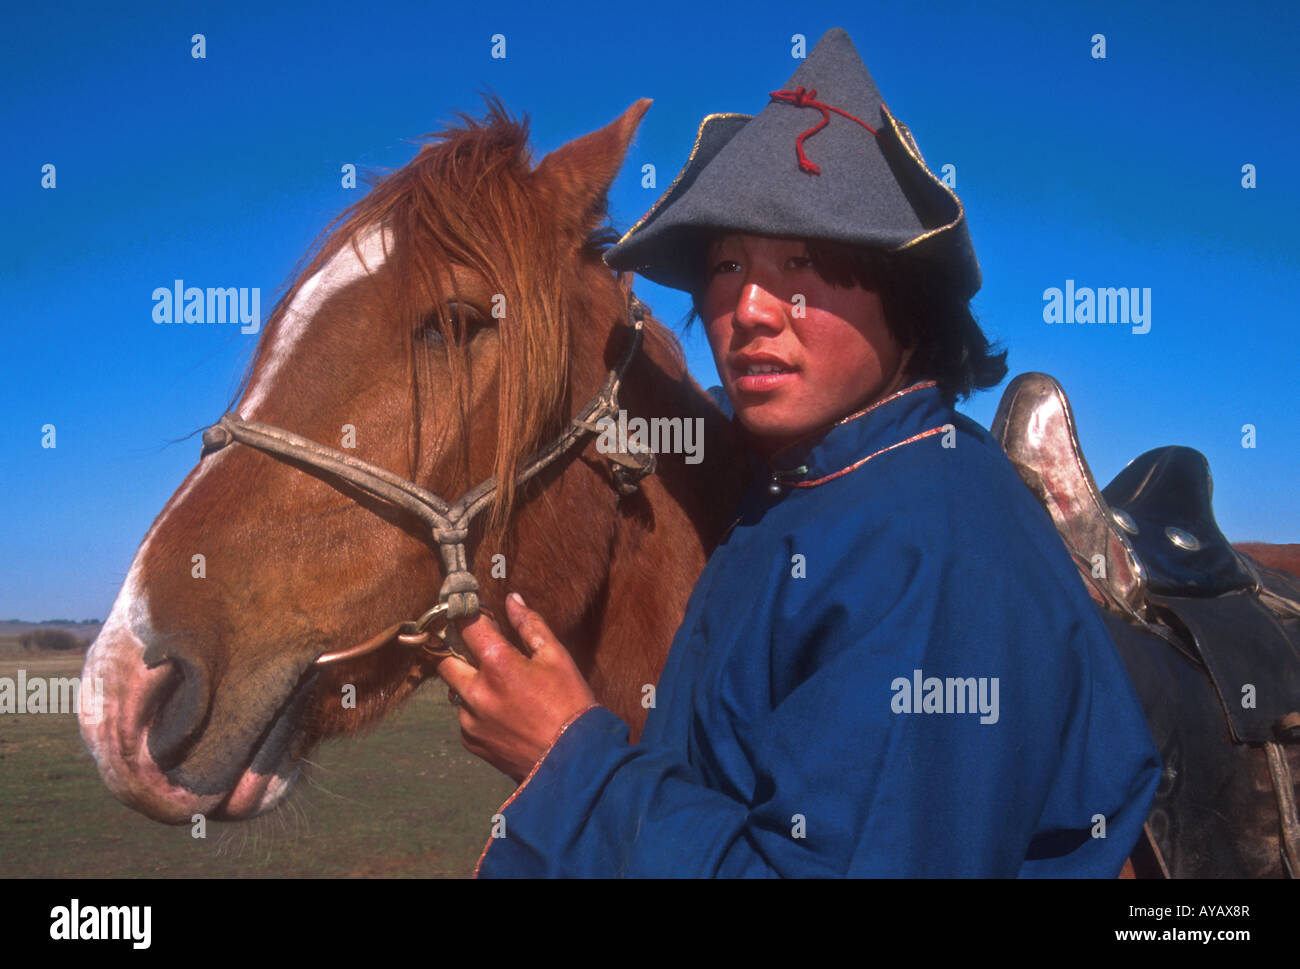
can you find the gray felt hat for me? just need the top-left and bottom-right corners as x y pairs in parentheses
(604, 27), (981, 299)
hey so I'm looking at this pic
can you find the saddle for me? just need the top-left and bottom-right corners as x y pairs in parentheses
(992, 372), (1300, 877)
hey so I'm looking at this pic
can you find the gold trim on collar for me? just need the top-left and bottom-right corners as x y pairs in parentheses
(765, 380), (938, 468)
(790, 424), (948, 489)
(833, 379), (938, 428)
(614, 112), (753, 246)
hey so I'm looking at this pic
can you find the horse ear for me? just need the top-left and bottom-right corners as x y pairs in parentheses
(535, 98), (652, 237)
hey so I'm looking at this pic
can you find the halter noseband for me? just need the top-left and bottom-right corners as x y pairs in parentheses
(198, 293), (656, 668)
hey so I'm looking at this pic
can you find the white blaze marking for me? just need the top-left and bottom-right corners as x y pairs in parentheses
(89, 446), (235, 670)
(92, 224), (392, 672)
(239, 223), (392, 418)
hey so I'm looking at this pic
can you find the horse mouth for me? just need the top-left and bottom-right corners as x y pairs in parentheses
(80, 622), (320, 824)
(181, 667), (316, 822)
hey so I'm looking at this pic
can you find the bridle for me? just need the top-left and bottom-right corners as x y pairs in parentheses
(198, 292), (656, 668)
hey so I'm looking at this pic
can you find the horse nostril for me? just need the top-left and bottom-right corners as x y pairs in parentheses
(139, 652), (212, 772)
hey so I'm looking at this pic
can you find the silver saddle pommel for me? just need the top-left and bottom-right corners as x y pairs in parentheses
(991, 372), (1300, 746)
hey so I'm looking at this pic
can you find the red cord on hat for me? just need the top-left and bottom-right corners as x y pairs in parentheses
(768, 86), (879, 175)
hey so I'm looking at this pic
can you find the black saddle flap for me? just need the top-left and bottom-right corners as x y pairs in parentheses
(1100, 611), (1276, 876)
(1102, 446), (1256, 597)
(1148, 590), (1300, 744)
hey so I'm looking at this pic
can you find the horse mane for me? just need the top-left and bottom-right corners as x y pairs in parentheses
(236, 93), (622, 526)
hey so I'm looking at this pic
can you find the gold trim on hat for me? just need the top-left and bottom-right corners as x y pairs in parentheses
(879, 104), (966, 252)
(614, 112), (753, 246)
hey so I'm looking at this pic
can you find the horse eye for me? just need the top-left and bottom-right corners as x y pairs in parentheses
(420, 300), (489, 346)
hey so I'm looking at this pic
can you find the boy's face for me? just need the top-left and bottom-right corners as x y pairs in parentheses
(700, 233), (911, 457)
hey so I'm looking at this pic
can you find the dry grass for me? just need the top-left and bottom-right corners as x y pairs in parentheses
(0, 650), (514, 878)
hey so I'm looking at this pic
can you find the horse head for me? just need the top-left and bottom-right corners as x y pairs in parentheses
(80, 97), (742, 824)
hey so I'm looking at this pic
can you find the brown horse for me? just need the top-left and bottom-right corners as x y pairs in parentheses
(80, 97), (1299, 876)
(79, 97), (743, 824)
(1235, 543), (1300, 577)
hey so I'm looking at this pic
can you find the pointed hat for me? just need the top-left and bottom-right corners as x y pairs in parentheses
(604, 28), (980, 298)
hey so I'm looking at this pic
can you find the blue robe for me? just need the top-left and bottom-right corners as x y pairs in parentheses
(477, 381), (1161, 876)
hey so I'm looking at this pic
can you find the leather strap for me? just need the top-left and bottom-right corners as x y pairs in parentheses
(199, 293), (655, 667)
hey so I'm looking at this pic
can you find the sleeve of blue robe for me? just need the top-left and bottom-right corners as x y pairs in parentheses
(475, 408), (1161, 877)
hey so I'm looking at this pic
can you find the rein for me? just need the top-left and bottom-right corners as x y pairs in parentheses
(198, 293), (656, 668)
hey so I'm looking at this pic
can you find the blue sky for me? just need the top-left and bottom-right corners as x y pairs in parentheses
(3, 0), (1297, 620)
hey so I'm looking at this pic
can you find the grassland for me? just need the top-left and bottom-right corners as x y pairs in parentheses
(0, 643), (516, 877)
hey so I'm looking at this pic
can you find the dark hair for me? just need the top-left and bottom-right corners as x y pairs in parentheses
(685, 234), (1007, 406)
